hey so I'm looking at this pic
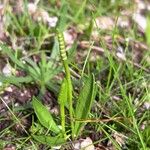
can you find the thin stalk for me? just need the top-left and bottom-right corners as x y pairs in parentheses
(81, 41), (94, 77)
(57, 30), (74, 138)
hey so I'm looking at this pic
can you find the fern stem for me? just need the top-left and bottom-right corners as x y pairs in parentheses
(57, 30), (74, 139)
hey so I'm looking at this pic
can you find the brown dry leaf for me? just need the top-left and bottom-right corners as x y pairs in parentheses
(94, 16), (114, 30)
(27, 2), (37, 15)
(131, 40), (148, 63)
(32, 8), (58, 27)
(140, 120), (150, 130)
(92, 16), (114, 40)
(9, 1), (58, 27)
(11, 0), (24, 14)
(3, 148), (16, 150)
(27, 3), (58, 27)
(3, 144), (16, 150)
(134, 0), (148, 15)
(2, 63), (12, 76)
(143, 101), (150, 110)
(133, 0), (150, 32)
(116, 46), (126, 61)
(73, 137), (95, 150)
(133, 12), (146, 31)
(95, 144), (108, 150)
(80, 137), (95, 150)
(64, 28), (77, 48)
(0, 4), (9, 43)
(101, 131), (127, 150)
(117, 16), (130, 28)
(112, 132), (126, 147)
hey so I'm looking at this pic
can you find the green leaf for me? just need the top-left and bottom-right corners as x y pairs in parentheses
(0, 43), (24, 69)
(74, 74), (97, 136)
(32, 134), (65, 146)
(58, 78), (68, 105)
(57, 1), (68, 31)
(24, 58), (40, 75)
(32, 97), (60, 134)
(0, 74), (32, 86)
(74, 0), (87, 22)
(50, 38), (59, 60)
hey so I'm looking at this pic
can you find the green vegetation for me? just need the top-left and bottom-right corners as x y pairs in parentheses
(0, 0), (150, 149)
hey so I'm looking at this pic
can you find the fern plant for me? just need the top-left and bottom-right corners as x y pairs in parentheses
(30, 30), (97, 147)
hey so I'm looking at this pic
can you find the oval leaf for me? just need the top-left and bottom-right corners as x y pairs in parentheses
(74, 74), (97, 136)
(32, 97), (60, 134)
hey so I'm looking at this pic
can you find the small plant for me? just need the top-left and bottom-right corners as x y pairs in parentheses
(31, 30), (97, 147)
(0, 43), (62, 94)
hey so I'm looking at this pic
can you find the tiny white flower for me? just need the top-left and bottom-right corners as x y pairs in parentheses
(80, 137), (95, 150)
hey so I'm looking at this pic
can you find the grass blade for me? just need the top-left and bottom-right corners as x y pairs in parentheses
(0, 43), (24, 69)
